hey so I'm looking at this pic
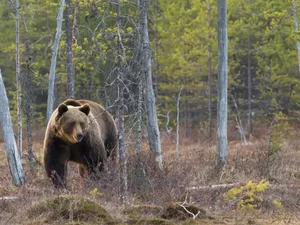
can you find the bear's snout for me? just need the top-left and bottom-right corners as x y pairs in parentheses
(76, 133), (84, 142)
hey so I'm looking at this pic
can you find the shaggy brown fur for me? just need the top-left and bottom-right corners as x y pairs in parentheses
(43, 99), (118, 188)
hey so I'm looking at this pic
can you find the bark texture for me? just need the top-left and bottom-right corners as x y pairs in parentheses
(0, 69), (25, 186)
(217, 0), (228, 166)
(139, 0), (163, 170)
(47, 0), (65, 122)
(117, 0), (128, 202)
(293, 0), (300, 75)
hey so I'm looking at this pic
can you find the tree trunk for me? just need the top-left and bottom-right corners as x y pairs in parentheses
(176, 86), (183, 158)
(217, 0), (228, 166)
(184, 95), (188, 138)
(207, 1), (213, 139)
(293, 0), (300, 75)
(23, 40), (36, 172)
(117, 0), (128, 202)
(154, 8), (159, 95)
(72, 1), (78, 95)
(135, 77), (150, 191)
(16, 0), (22, 156)
(136, 78), (143, 156)
(247, 34), (252, 135)
(0, 69), (25, 186)
(47, 0), (65, 122)
(208, 50), (212, 139)
(139, 0), (163, 169)
(65, 0), (75, 99)
(54, 77), (59, 109)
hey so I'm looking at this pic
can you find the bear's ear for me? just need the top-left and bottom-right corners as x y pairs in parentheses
(79, 104), (90, 116)
(56, 104), (68, 120)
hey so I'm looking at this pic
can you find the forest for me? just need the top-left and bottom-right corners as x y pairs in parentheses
(1, 0), (300, 224)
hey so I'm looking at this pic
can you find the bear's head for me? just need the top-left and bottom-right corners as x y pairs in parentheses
(54, 103), (90, 143)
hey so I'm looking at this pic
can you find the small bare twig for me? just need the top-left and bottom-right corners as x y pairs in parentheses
(7, 0), (29, 32)
(4, 213), (14, 225)
(179, 193), (200, 220)
(231, 95), (247, 145)
(161, 111), (172, 135)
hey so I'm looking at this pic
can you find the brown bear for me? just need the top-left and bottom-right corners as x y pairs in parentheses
(43, 99), (118, 188)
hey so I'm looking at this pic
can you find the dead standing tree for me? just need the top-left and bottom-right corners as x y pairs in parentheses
(139, 0), (163, 170)
(293, 0), (300, 75)
(217, 0), (228, 167)
(0, 69), (25, 186)
(47, 0), (65, 122)
(23, 40), (40, 172)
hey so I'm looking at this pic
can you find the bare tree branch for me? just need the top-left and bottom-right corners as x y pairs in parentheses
(7, 0), (29, 32)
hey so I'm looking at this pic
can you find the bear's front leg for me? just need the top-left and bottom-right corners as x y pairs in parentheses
(46, 161), (68, 188)
(44, 142), (70, 188)
(85, 140), (107, 179)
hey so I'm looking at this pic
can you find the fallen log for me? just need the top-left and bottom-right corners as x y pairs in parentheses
(0, 196), (19, 201)
(186, 183), (300, 191)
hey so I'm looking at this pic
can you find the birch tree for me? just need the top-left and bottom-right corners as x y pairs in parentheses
(139, 0), (163, 170)
(0, 69), (25, 186)
(47, 0), (65, 122)
(217, 0), (228, 166)
(292, 0), (300, 75)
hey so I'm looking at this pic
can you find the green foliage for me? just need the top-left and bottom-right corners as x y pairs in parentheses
(0, 0), (139, 122)
(224, 179), (275, 212)
(156, 0), (218, 131)
(89, 187), (104, 197)
(1, 0), (300, 130)
(267, 112), (291, 155)
(273, 199), (283, 209)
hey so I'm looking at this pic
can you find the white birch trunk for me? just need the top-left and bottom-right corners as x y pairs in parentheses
(47, 0), (65, 122)
(139, 0), (163, 170)
(117, 0), (128, 201)
(16, 0), (22, 156)
(292, 0), (300, 75)
(0, 69), (25, 186)
(217, 0), (228, 166)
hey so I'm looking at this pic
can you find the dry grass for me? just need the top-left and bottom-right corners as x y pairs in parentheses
(0, 128), (300, 224)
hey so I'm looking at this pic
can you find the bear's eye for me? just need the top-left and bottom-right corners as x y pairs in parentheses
(69, 121), (76, 126)
(80, 122), (85, 128)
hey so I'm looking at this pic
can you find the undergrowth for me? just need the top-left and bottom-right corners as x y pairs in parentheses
(0, 125), (300, 224)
